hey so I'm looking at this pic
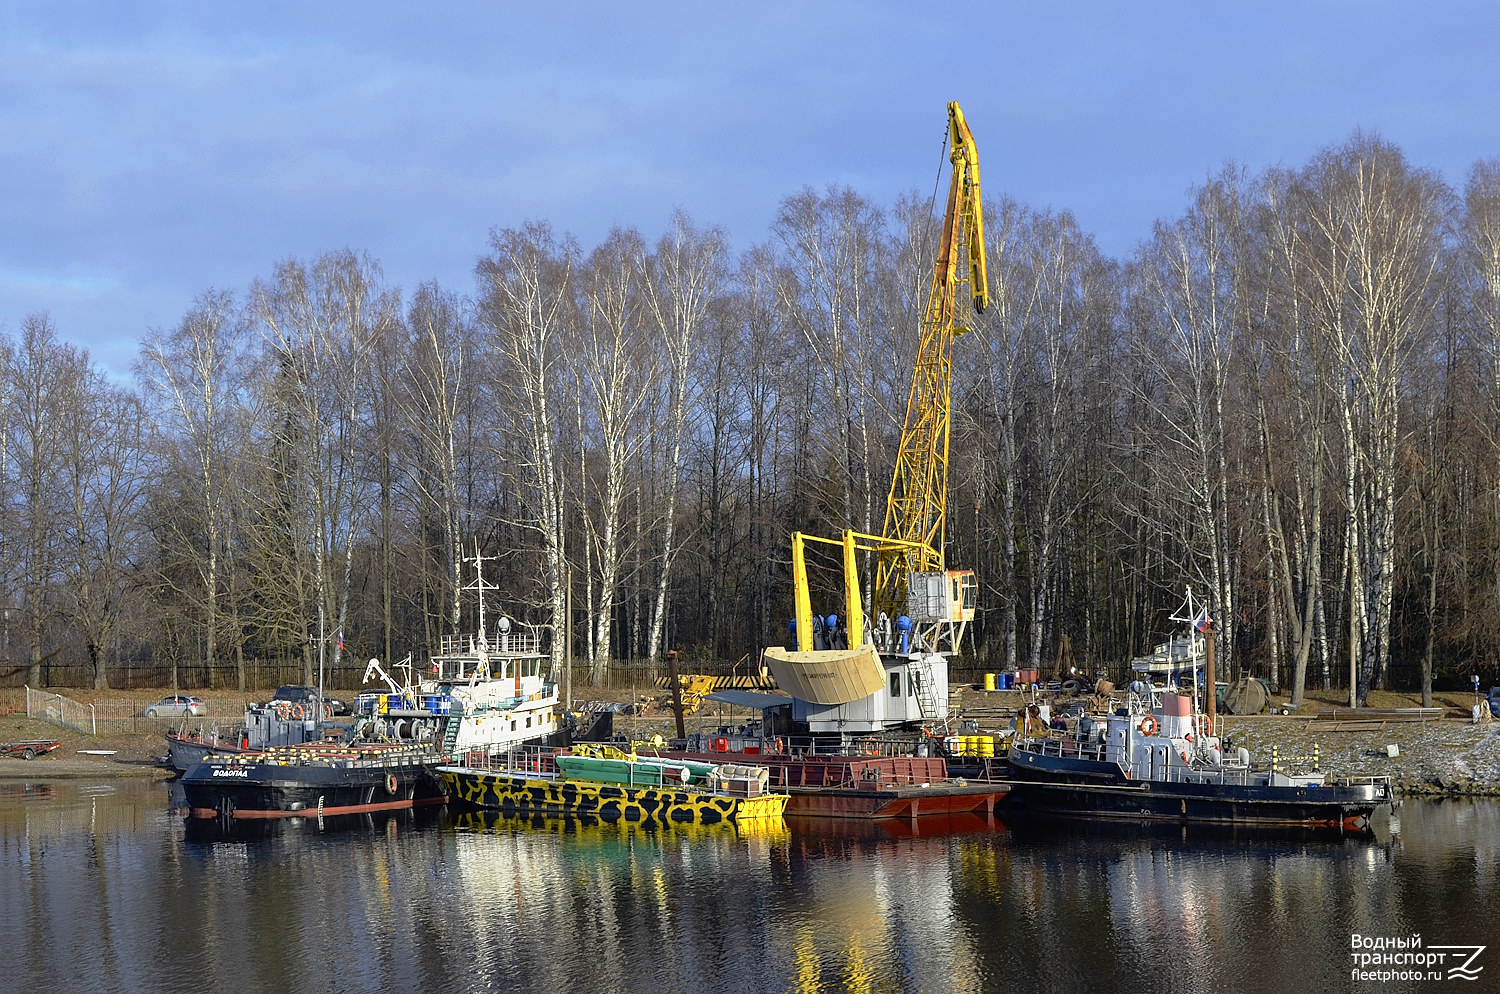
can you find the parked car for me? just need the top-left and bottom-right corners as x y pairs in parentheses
(269, 684), (351, 716)
(143, 695), (205, 718)
(1488, 687), (1500, 718)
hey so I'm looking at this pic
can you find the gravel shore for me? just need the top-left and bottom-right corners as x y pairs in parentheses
(1221, 714), (1500, 797)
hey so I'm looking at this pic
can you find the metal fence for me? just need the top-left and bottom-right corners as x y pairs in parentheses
(26, 686), (96, 735)
(22, 687), (266, 736)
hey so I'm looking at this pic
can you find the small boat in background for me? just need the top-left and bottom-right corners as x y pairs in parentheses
(166, 696), (341, 773)
(165, 728), (249, 772)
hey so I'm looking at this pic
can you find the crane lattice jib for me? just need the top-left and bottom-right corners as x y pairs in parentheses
(873, 101), (988, 622)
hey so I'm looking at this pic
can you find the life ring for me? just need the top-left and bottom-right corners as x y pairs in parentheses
(1139, 716), (1158, 736)
(861, 739), (879, 756)
(289, 704), (305, 720)
(274, 703), (290, 720)
(711, 736), (729, 753)
(384, 773), (398, 794)
(773, 736), (785, 754)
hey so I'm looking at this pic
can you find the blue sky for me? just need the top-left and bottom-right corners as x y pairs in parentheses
(4, 2), (1499, 376)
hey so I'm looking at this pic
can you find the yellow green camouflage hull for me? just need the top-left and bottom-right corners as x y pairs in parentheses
(439, 766), (787, 825)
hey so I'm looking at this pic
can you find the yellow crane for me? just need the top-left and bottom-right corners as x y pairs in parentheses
(764, 102), (987, 711)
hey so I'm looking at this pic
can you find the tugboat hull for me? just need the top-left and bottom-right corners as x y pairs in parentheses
(182, 752), (447, 819)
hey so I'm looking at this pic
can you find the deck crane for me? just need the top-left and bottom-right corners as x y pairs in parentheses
(763, 102), (988, 736)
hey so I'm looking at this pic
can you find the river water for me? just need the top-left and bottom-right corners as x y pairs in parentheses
(0, 780), (1495, 994)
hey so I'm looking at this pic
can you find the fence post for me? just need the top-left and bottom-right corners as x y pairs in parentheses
(25, 685), (31, 719)
(91, 704), (96, 736)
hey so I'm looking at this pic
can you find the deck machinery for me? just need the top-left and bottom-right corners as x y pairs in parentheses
(764, 102), (987, 741)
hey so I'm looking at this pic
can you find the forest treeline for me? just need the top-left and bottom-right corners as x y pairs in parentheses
(4, 132), (1500, 706)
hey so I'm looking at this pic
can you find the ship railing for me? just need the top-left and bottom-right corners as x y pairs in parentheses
(1014, 735), (1110, 763)
(1329, 773), (1393, 790)
(437, 631), (543, 657)
(456, 744), (558, 775)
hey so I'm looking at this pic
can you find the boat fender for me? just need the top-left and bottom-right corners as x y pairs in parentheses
(1139, 716), (1158, 736)
(385, 773), (398, 794)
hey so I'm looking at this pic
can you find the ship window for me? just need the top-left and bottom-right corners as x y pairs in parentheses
(890, 672), (901, 698)
(527, 716), (532, 728)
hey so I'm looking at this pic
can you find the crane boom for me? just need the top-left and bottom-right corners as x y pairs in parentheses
(873, 100), (988, 623)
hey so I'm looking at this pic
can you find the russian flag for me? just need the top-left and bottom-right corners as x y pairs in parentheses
(336, 632), (345, 652)
(1193, 607), (1211, 633)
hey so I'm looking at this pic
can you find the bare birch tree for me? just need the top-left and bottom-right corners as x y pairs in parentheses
(1299, 135), (1449, 705)
(1127, 172), (1247, 672)
(250, 251), (394, 680)
(477, 223), (575, 672)
(773, 187), (889, 543)
(137, 290), (251, 687)
(574, 228), (659, 676)
(636, 210), (727, 662)
(7, 315), (78, 685)
(57, 373), (146, 688)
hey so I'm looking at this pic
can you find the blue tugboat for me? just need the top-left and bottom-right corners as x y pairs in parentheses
(181, 741), (447, 820)
(1007, 598), (1395, 834)
(1006, 690), (1394, 832)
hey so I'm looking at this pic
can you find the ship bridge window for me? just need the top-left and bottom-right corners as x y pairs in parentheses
(890, 672), (902, 698)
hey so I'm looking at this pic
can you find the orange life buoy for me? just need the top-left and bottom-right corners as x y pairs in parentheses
(711, 736), (729, 753)
(1139, 716), (1158, 736)
(290, 704), (305, 720)
(773, 736), (785, 754)
(862, 739), (879, 756)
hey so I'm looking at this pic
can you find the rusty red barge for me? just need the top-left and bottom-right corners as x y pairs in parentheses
(636, 751), (1010, 820)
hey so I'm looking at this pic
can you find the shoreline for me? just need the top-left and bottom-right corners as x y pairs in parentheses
(6, 692), (1500, 797)
(0, 755), (175, 780)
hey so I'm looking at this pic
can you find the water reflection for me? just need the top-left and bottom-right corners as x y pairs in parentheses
(0, 781), (1496, 994)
